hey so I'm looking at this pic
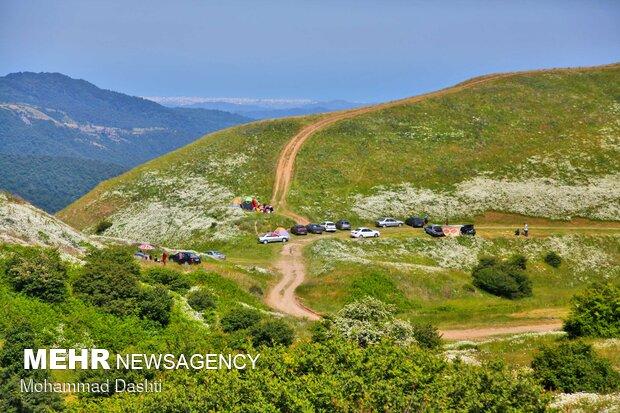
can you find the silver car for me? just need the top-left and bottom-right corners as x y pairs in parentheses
(258, 231), (290, 244)
(375, 217), (404, 228)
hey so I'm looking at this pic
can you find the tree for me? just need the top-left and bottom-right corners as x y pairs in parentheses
(531, 341), (620, 393)
(563, 283), (620, 338)
(5, 246), (67, 302)
(73, 246), (141, 316)
(220, 307), (262, 333)
(251, 320), (294, 347)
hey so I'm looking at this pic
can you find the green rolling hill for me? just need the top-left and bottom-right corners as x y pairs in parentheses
(60, 64), (619, 250)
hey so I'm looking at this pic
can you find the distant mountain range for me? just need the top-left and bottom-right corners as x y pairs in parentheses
(144, 96), (366, 119)
(0, 72), (250, 212)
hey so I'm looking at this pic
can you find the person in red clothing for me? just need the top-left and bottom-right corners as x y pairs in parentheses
(162, 250), (169, 265)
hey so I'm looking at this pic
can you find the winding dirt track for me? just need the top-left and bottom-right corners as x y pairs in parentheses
(265, 64), (618, 334)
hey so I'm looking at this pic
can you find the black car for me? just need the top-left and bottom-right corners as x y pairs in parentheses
(460, 224), (476, 236)
(291, 224), (308, 235)
(336, 219), (351, 230)
(306, 223), (324, 234)
(405, 216), (425, 228)
(170, 251), (201, 265)
(424, 225), (445, 237)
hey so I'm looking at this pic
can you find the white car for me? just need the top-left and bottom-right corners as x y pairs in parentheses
(320, 221), (337, 232)
(375, 217), (404, 228)
(351, 227), (380, 238)
(258, 231), (290, 244)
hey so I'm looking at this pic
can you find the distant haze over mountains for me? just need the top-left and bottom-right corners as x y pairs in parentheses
(144, 96), (367, 119)
(0, 72), (250, 212)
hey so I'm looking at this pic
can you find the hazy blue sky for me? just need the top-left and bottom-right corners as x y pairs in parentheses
(1, 0), (618, 101)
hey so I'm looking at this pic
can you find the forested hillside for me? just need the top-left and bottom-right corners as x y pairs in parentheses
(0, 72), (250, 211)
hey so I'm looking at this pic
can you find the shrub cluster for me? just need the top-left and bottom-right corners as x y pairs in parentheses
(143, 267), (190, 293)
(531, 341), (620, 393)
(563, 283), (619, 338)
(471, 255), (532, 299)
(544, 251), (562, 268)
(220, 307), (294, 347)
(73, 246), (173, 325)
(95, 220), (113, 235)
(186, 288), (217, 312)
(5, 246), (67, 302)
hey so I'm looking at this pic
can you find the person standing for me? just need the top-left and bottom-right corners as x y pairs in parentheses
(162, 250), (169, 265)
(523, 223), (529, 237)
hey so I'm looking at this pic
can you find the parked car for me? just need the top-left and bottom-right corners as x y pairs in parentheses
(460, 224), (476, 236)
(320, 221), (337, 232)
(258, 231), (290, 244)
(203, 250), (226, 260)
(134, 252), (149, 260)
(306, 223), (324, 234)
(405, 216), (425, 228)
(351, 227), (380, 238)
(424, 225), (445, 237)
(375, 217), (404, 228)
(170, 251), (202, 264)
(291, 224), (308, 235)
(336, 219), (351, 230)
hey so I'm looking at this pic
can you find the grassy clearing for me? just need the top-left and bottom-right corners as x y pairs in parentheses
(297, 232), (620, 328)
(289, 66), (620, 224)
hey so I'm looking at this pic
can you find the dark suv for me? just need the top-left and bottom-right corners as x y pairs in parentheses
(170, 251), (201, 264)
(460, 224), (476, 236)
(336, 220), (351, 230)
(405, 216), (425, 227)
(291, 224), (308, 235)
(424, 225), (445, 237)
(306, 223), (324, 234)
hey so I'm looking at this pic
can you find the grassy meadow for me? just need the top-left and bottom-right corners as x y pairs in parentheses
(296, 228), (620, 329)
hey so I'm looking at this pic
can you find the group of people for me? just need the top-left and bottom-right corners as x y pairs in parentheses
(515, 223), (529, 237)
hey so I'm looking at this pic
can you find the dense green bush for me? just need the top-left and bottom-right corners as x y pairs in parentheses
(508, 254), (528, 270)
(411, 323), (443, 349)
(77, 338), (549, 412)
(0, 322), (64, 412)
(531, 341), (620, 393)
(251, 319), (294, 347)
(563, 283), (620, 338)
(544, 251), (562, 268)
(95, 220), (113, 235)
(5, 246), (67, 302)
(471, 256), (532, 299)
(143, 267), (190, 292)
(186, 288), (216, 312)
(138, 285), (173, 326)
(220, 307), (262, 333)
(73, 246), (141, 316)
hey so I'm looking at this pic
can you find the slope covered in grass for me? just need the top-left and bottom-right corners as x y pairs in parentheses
(59, 117), (318, 247)
(289, 65), (620, 223)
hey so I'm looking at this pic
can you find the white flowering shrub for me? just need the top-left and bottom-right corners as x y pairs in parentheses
(353, 174), (620, 221)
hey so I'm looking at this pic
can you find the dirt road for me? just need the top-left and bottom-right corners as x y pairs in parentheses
(265, 238), (320, 320)
(264, 63), (618, 335)
(440, 322), (564, 341)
